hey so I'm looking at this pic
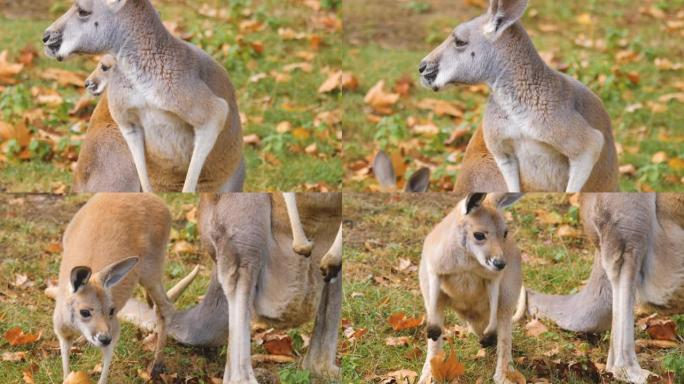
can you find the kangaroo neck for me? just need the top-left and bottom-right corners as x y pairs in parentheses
(111, 0), (177, 79)
(487, 23), (556, 114)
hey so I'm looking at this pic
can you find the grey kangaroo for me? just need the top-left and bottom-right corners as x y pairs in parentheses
(526, 194), (684, 383)
(420, 0), (618, 192)
(44, 0), (244, 192)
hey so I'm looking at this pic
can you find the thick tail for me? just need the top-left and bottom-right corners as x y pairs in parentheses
(512, 285), (526, 323)
(526, 254), (612, 332)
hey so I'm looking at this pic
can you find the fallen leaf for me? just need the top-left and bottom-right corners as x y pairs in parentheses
(416, 98), (464, 118)
(506, 370), (527, 384)
(364, 80), (400, 115)
(525, 319), (548, 337)
(64, 371), (92, 384)
(45, 242), (62, 254)
(385, 369), (418, 382)
(1, 351), (27, 362)
(4, 328), (41, 346)
(652, 151), (668, 164)
(430, 351), (465, 382)
(40, 68), (86, 88)
(635, 339), (678, 349)
(318, 71), (358, 93)
(172, 241), (195, 254)
(263, 334), (294, 356)
(385, 336), (410, 347)
(243, 133), (261, 146)
(388, 313), (425, 331)
(251, 354), (296, 363)
(557, 225), (581, 238)
(645, 318), (678, 341)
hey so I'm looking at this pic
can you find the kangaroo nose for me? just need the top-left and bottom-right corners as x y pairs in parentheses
(85, 80), (93, 89)
(97, 335), (112, 346)
(43, 32), (51, 43)
(492, 259), (506, 271)
(419, 61), (428, 74)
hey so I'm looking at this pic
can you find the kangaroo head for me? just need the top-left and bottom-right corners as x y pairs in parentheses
(85, 54), (116, 96)
(65, 256), (138, 348)
(43, 0), (136, 61)
(456, 193), (521, 272)
(419, 0), (528, 90)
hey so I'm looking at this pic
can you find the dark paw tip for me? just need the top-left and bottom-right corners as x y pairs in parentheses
(427, 325), (442, 341)
(322, 264), (341, 282)
(480, 332), (497, 348)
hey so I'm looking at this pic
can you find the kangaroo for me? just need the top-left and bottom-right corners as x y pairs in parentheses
(419, 193), (525, 384)
(53, 193), (174, 384)
(283, 193), (315, 256)
(44, 0), (244, 193)
(420, 0), (618, 193)
(373, 150), (431, 192)
(526, 193), (684, 384)
(119, 193), (343, 384)
(85, 54), (116, 97)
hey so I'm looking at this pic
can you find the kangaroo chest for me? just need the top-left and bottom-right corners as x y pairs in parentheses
(484, 107), (569, 191)
(108, 74), (194, 169)
(439, 271), (490, 324)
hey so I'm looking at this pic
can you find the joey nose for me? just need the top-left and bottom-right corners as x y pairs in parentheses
(85, 80), (93, 89)
(42, 32), (51, 43)
(492, 259), (506, 271)
(98, 335), (112, 346)
(419, 61), (428, 74)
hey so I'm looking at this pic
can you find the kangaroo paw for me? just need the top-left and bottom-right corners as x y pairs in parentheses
(293, 239), (314, 257)
(480, 332), (497, 348)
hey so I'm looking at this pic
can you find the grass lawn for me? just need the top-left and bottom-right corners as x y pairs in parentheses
(0, 0), (342, 192)
(0, 194), (322, 383)
(340, 193), (682, 383)
(342, 0), (684, 192)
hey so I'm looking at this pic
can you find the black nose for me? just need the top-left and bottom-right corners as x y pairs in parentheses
(43, 32), (50, 43)
(98, 335), (112, 346)
(419, 61), (428, 74)
(85, 80), (94, 89)
(492, 259), (506, 270)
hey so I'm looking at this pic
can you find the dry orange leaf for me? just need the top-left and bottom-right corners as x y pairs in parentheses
(669, 158), (684, 171)
(506, 370), (527, 384)
(0, 50), (24, 79)
(0, 121), (32, 147)
(388, 312), (425, 331)
(40, 68), (85, 88)
(430, 351), (465, 382)
(524, 319), (548, 337)
(364, 80), (400, 115)
(4, 328), (41, 346)
(45, 242), (62, 254)
(416, 98), (464, 118)
(64, 371), (92, 384)
(645, 318), (678, 342)
(385, 336), (410, 347)
(318, 71), (358, 93)
(263, 335), (294, 356)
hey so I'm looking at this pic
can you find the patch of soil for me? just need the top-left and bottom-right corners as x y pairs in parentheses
(0, 0), (53, 19)
(343, 0), (482, 49)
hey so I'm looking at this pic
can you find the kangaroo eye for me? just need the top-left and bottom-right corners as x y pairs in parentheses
(77, 7), (92, 18)
(109, 308), (115, 316)
(474, 232), (486, 241)
(454, 37), (468, 48)
(101, 65), (110, 72)
(80, 309), (91, 318)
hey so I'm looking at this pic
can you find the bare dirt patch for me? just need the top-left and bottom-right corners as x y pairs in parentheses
(343, 0), (480, 49)
(0, 0), (53, 19)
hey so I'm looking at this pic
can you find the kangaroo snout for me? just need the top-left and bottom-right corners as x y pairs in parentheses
(42, 30), (63, 59)
(418, 60), (439, 88)
(489, 258), (506, 271)
(97, 334), (112, 346)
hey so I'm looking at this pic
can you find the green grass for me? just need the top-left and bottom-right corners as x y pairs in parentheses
(340, 193), (677, 383)
(0, 194), (318, 383)
(0, 0), (342, 192)
(342, 0), (684, 192)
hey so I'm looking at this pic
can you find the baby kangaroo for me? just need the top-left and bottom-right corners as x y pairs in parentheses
(53, 194), (173, 384)
(44, 0), (243, 193)
(85, 55), (116, 97)
(419, 193), (524, 384)
(420, 0), (618, 192)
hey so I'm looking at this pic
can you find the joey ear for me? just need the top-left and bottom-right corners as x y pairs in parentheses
(462, 193), (487, 215)
(484, 0), (528, 41)
(70, 266), (92, 293)
(492, 193), (523, 208)
(373, 150), (397, 191)
(404, 167), (430, 193)
(105, 0), (129, 12)
(99, 256), (139, 289)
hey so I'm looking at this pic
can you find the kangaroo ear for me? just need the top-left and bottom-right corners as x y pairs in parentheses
(462, 193), (487, 215)
(105, 0), (129, 12)
(404, 168), (430, 193)
(70, 266), (92, 293)
(99, 257), (139, 289)
(484, 0), (528, 41)
(373, 150), (397, 191)
(492, 193), (523, 208)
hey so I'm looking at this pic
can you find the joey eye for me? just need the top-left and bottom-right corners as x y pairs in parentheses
(454, 37), (468, 48)
(474, 232), (486, 241)
(80, 309), (91, 318)
(101, 65), (111, 72)
(77, 7), (92, 18)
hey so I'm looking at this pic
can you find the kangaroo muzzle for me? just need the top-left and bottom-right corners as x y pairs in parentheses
(42, 30), (64, 60)
(488, 257), (506, 271)
(419, 60), (439, 88)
